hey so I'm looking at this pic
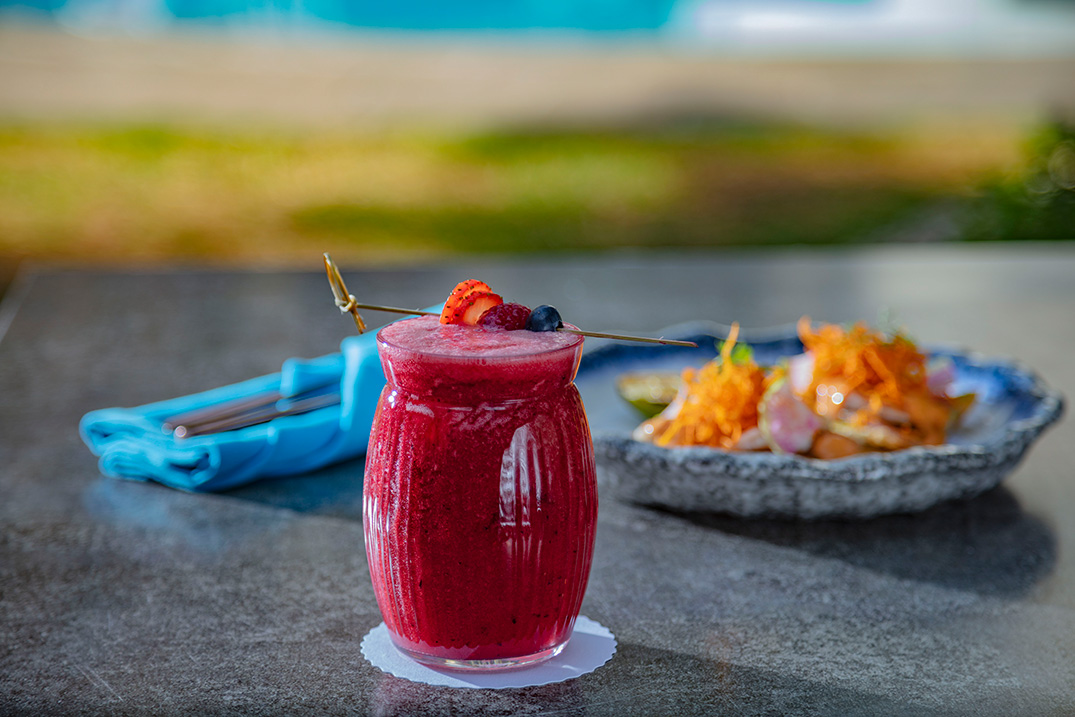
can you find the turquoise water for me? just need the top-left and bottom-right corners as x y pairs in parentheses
(4, 0), (1073, 57)
(168, 0), (677, 31)
(0, 0), (869, 32)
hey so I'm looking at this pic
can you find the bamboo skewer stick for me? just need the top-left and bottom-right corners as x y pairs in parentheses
(557, 328), (697, 348)
(347, 302), (437, 317)
(323, 253), (698, 348)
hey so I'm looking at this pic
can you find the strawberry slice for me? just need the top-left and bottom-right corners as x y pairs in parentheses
(440, 279), (493, 324)
(446, 290), (504, 326)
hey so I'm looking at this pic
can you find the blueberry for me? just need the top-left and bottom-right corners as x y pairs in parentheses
(525, 305), (563, 332)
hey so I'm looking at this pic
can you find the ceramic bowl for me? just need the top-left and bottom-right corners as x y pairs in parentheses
(575, 322), (1065, 520)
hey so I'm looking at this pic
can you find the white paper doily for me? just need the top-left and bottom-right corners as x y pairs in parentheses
(360, 616), (616, 689)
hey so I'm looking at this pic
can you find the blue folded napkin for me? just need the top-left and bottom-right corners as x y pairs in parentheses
(79, 308), (439, 492)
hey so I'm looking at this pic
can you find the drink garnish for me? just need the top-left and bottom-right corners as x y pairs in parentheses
(478, 302), (531, 330)
(524, 305), (563, 332)
(439, 280), (499, 324)
(440, 280), (505, 325)
(323, 253), (697, 347)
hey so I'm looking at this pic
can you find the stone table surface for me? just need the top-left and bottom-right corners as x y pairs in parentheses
(1, 245), (1073, 716)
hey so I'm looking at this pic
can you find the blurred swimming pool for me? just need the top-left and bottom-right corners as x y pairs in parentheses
(6, 0), (688, 31)
(2, 0), (1075, 56)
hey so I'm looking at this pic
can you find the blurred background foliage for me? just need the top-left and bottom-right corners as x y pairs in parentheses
(1, 118), (1070, 273)
(1, 0), (1074, 302)
(963, 122), (1075, 242)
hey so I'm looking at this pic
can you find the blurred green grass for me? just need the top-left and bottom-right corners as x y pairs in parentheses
(0, 120), (1071, 276)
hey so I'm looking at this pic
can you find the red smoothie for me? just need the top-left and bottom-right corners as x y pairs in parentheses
(364, 315), (598, 669)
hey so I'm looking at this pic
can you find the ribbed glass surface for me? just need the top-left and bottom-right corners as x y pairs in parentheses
(364, 373), (597, 665)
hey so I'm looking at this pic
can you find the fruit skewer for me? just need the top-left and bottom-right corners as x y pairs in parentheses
(324, 254), (697, 348)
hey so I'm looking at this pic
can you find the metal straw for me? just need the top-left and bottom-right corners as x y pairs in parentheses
(174, 391), (342, 438)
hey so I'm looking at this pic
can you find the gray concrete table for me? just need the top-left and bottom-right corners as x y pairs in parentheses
(2, 245), (1073, 716)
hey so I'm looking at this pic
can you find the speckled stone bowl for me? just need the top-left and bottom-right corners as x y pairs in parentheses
(575, 322), (1065, 520)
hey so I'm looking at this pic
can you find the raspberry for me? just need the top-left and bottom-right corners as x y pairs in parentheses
(477, 302), (531, 331)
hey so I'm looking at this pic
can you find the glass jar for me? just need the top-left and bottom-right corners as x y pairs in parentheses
(363, 316), (598, 670)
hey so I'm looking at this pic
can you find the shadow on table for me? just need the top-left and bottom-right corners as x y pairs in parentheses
(202, 465), (1058, 599)
(82, 463), (364, 556)
(653, 487), (1056, 598)
(368, 671), (583, 717)
(224, 456), (366, 520)
(365, 641), (950, 717)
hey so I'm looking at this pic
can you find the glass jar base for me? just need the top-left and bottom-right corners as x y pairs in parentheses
(394, 639), (568, 672)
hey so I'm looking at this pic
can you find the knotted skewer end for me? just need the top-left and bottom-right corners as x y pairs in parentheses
(323, 253), (368, 333)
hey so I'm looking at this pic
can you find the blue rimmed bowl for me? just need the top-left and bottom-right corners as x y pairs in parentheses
(575, 322), (1065, 520)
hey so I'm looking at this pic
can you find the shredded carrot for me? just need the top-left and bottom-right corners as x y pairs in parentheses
(796, 317), (953, 445)
(644, 317), (965, 453)
(656, 323), (770, 450)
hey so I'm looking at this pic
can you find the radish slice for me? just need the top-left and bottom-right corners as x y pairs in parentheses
(788, 352), (815, 394)
(758, 380), (823, 454)
(927, 357), (957, 397)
